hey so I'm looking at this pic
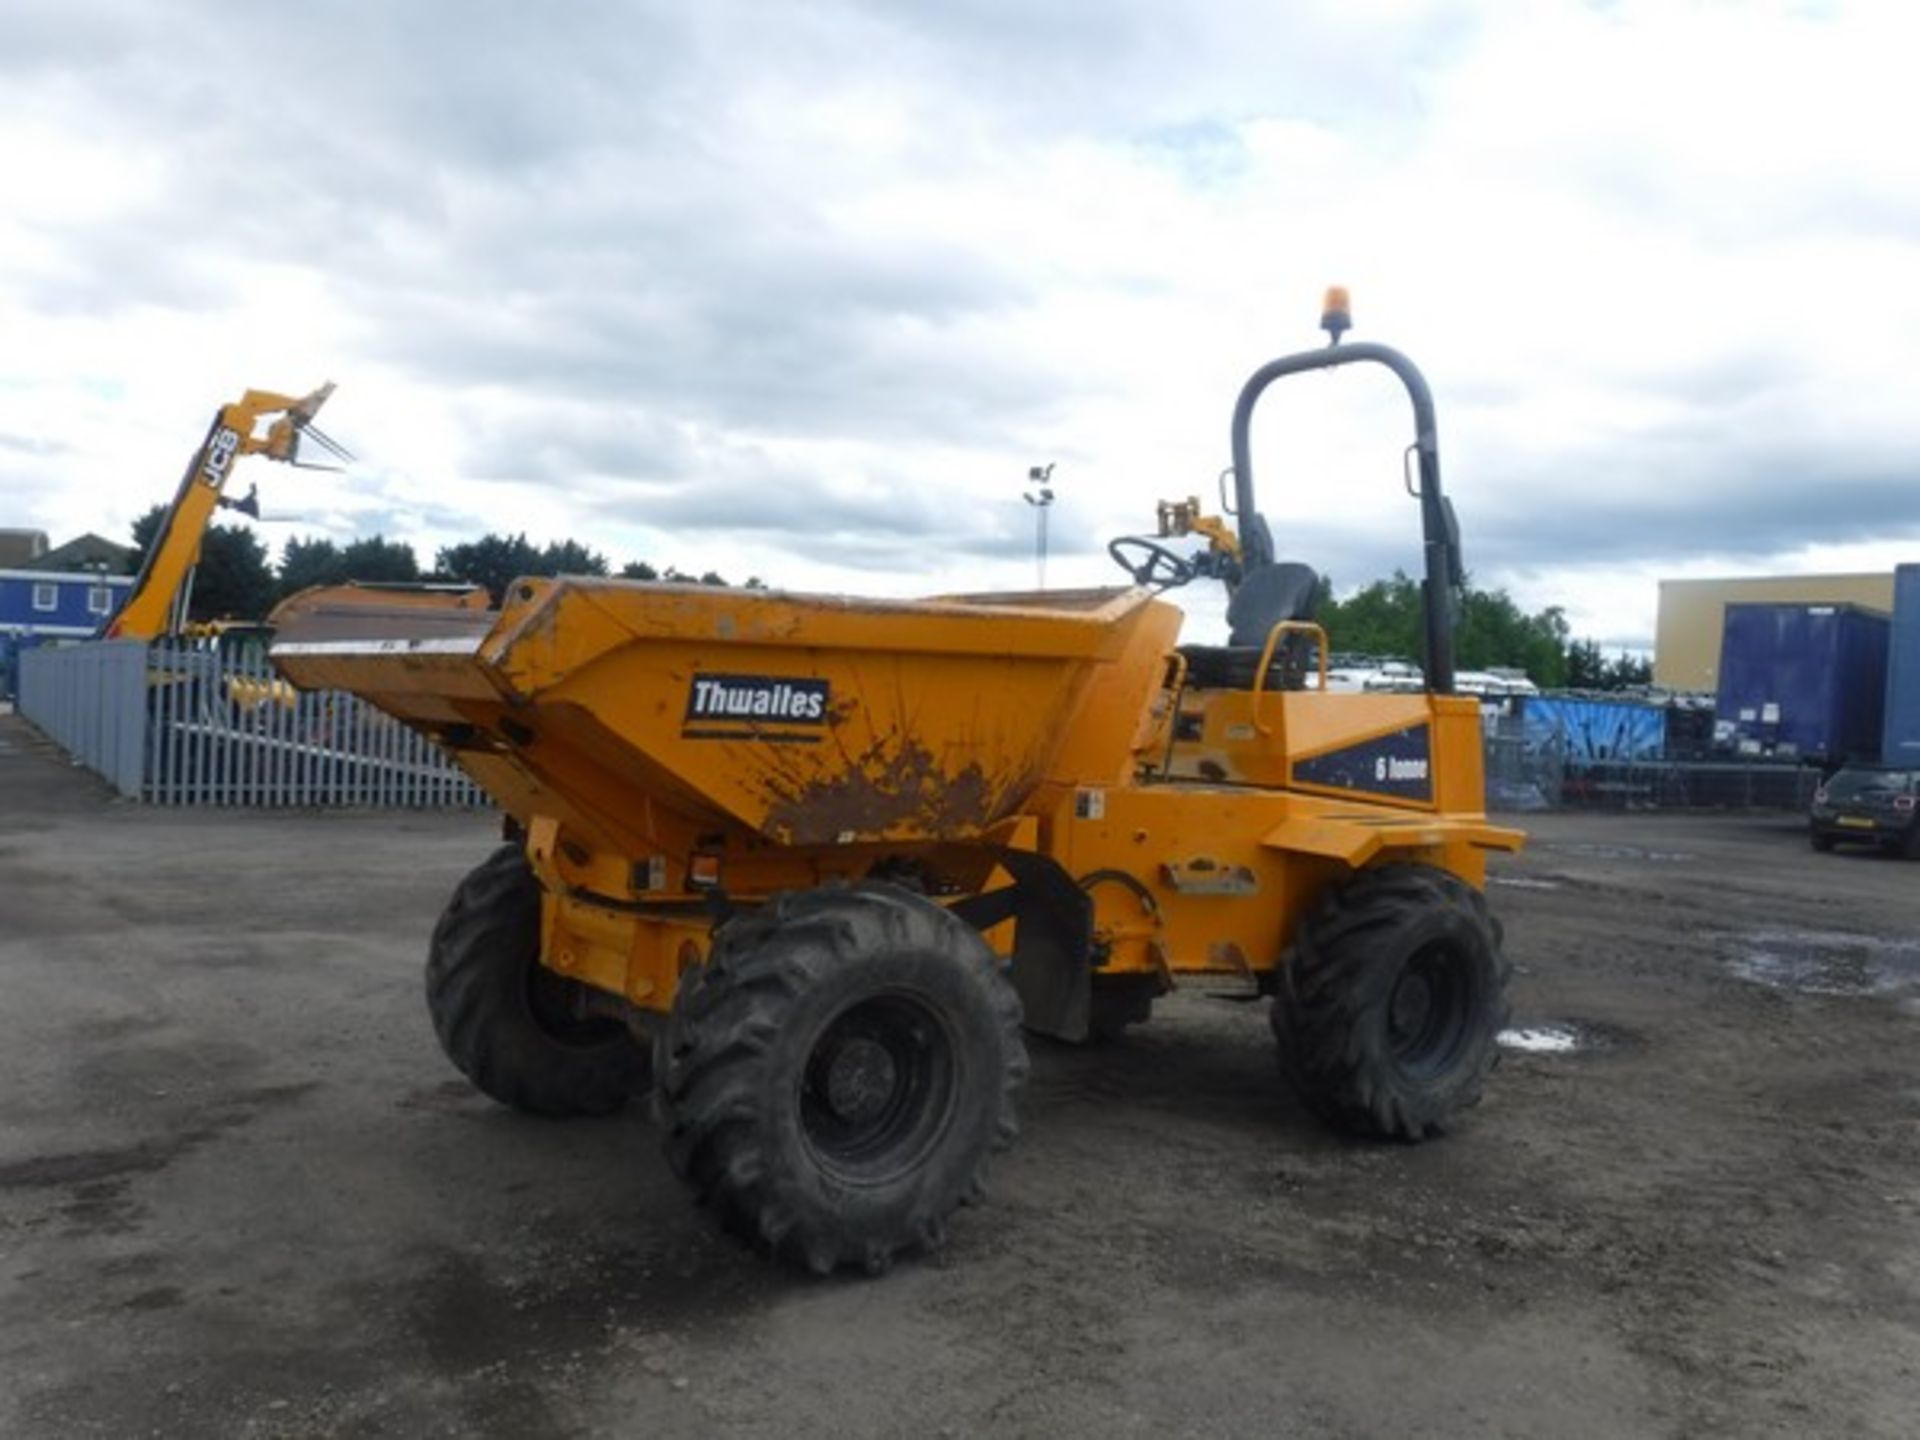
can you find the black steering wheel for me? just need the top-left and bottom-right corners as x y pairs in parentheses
(1107, 536), (1197, 591)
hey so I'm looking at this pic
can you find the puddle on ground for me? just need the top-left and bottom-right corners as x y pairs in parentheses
(1496, 1018), (1635, 1055)
(1498, 1024), (1582, 1053)
(1545, 842), (1695, 863)
(1490, 876), (1563, 892)
(1725, 929), (1920, 998)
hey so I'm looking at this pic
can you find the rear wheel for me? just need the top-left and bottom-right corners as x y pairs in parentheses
(657, 883), (1027, 1274)
(426, 845), (651, 1116)
(1272, 864), (1509, 1140)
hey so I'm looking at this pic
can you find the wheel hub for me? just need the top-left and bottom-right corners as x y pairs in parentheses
(1389, 970), (1436, 1045)
(1387, 944), (1472, 1079)
(822, 1036), (899, 1126)
(800, 994), (955, 1182)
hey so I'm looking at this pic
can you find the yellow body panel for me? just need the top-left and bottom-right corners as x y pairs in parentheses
(270, 576), (1522, 1020)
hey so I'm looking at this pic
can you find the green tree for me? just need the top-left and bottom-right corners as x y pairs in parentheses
(278, 534), (420, 598)
(1316, 571), (1423, 659)
(192, 527), (277, 622)
(539, 539), (609, 577)
(434, 533), (544, 604)
(129, 505), (165, 574)
(1457, 588), (1568, 688)
(1307, 573), (1335, 620)
(278, 536), (348, 598)
(1605, 651), (1653, 688)
(1316, 569), (1571, 686)
(1565, 637), (1607, 689)
(340, 535), (420, 583)
(617, 560), (750, 586)
(435, 533), (613, 603)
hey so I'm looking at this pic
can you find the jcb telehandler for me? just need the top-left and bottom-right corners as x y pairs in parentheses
(107, 384), (348, 642)
(271, 293), (1523, 1275)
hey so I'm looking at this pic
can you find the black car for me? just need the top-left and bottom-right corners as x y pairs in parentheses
(1809, 766), (1920, 857)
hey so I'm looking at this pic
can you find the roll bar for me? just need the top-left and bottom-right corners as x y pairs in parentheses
(1228, 336), (1465, 695)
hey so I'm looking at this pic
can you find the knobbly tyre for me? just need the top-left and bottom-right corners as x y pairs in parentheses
(270, 291), (1523, 1275)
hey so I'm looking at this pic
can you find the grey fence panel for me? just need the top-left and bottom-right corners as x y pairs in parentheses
(16, 636), (487, 810)
(18, 639), (148, 797)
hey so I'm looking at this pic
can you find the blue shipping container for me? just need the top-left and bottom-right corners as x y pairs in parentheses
(1883, 564), (1920, 767)
(1716, 601), (1890, 764)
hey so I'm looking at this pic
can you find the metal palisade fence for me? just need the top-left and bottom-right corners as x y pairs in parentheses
(18, 636), (487, 808)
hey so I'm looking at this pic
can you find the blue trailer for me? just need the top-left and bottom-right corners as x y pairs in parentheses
(1883, 564), (1920, 768)
(1716, 601), (1890, 765)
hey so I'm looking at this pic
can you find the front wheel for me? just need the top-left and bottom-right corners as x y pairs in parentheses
(425, 845), (652, 1116)
(657, 883), (1027, 1275)
(1272, 864), (1510, 1140)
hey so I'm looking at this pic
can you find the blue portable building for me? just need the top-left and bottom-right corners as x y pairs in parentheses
(1882, 564), (1920, 768)
(0, 568), (133, 699)
(1715, 601), (1890, 764)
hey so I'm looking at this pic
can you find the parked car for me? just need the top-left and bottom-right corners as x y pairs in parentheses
(1809, 766), (1920, 857)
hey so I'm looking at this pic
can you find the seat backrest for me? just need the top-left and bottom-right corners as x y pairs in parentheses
(1226, 562), (1321, 647)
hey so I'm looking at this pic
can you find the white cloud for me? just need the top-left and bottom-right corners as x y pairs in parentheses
(0, 0), (1916, 651)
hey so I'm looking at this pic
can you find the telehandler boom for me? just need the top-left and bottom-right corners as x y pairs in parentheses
(106, 384), (344, 640)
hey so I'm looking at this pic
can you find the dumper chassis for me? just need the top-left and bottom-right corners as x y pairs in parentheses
(273, 296), (1523, 1274)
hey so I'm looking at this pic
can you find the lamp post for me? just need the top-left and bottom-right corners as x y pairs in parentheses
(1023, 463), (1055, 591)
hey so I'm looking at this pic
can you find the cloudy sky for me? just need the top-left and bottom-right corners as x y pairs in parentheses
(2, 0), (1916, 646)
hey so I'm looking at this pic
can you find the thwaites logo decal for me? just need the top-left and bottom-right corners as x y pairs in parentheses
(683, 673), (830, 742)
(1292, 724), (1434, 802)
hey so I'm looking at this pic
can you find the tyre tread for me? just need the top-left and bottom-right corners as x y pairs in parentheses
(426, 845), (649, 1118)
(1272, 863), (1511, 1141)
(658, 883), (1026, 1274)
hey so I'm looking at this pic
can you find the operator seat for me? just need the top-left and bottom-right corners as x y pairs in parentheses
(1179, 560), (1322, 690)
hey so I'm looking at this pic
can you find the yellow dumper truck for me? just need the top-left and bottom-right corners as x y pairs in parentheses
(271, 296), (1521, 1274)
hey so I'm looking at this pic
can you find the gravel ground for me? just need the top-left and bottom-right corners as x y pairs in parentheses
(2, 711), (1918, 1438)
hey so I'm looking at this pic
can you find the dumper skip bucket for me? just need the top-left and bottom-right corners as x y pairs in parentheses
(271, 579), (1173, 847)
